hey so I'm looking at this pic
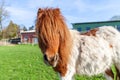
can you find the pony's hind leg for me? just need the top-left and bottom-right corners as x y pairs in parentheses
(115, 65), (120, 80)
(105, 66), (120, 80)
(105, 69), (114, 80)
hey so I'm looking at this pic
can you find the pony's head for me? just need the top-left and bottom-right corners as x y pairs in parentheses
(36, 8), (71, 68)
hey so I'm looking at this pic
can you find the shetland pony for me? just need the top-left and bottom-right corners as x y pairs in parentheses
(36, 8), (120, 80)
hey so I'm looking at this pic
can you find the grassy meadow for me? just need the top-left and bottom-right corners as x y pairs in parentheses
(0, 45), (115, 80)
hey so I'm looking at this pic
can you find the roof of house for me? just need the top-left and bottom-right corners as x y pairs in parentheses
(72, 20), (120, 25)
(20, 30), (35, 33)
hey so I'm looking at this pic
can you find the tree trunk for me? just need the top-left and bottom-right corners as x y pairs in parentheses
(0, 21), (3, 39)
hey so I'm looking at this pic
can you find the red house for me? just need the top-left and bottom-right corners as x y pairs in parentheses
(20, 30), (38, 44)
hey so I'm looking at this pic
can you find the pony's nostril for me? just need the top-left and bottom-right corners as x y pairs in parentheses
(44, 55), (48, 61)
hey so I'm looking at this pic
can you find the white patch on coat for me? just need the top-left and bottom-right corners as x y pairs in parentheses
(60, 26), (120, 80)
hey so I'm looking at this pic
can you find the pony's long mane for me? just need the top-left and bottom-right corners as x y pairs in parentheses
(36, 8), (72, 76)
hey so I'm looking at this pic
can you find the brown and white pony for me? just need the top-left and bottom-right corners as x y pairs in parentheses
(36, 8), (120, 80)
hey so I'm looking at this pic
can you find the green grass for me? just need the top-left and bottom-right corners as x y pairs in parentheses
(0, 45), (116, 80)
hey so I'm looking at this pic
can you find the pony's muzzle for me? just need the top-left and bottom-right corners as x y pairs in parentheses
(52, 53), (59, 67)
(43, 53), (59, 67)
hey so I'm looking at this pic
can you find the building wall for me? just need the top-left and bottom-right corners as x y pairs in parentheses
(21, 32), (37, 44)
(72, 20), (120, 32)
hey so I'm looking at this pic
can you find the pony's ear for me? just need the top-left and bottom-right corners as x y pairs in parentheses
(38, 8), (42, 14)
(38, 8), (42, 11)
(37, 8), (43, 18)
(54, 8), (60, 15)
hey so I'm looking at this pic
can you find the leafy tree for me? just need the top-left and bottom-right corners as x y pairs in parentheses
(5, 20), (19, 39)
(29, 25), (34, 30)
(23, 26), (27, 31)
(2, 28), (7, 38)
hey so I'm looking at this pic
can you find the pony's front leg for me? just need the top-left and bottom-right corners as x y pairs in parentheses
(58, 73), (74, 80)
(58, 68), (75, 80)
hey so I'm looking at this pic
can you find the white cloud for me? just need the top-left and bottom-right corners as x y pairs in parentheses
(7, 7), (34, 20)
(6, 6), (36, 26)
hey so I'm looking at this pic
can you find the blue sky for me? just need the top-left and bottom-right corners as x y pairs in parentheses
(4, 0), (120, 28)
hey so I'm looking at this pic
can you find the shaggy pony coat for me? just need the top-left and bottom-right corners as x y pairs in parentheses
(36, 8), (120, 80)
